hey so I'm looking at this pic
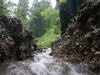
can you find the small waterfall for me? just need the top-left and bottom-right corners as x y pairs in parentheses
(0, 48), (97, 75)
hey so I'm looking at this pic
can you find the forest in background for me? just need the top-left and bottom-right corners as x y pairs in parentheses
(0, 0), (61, 48)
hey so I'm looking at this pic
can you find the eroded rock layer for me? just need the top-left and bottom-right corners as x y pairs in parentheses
(0, 15), (36, 62)
(52, 0), (100, 73)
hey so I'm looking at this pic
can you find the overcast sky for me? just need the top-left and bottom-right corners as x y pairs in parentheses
(8, 0), (56, 8)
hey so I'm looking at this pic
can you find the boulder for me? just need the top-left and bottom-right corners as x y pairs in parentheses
(0, 15), (37, 62)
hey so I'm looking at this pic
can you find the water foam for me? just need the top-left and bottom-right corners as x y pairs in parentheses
(0, 48), (97, 75)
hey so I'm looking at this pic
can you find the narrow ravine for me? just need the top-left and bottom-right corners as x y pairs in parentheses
(0, 48), (96, 75)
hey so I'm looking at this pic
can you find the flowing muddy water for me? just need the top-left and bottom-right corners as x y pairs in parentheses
(0, 48), (97, 75)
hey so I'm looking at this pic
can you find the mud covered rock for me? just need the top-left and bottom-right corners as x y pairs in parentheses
(0, 15), (37, 62)
(52, 0), (100, 73)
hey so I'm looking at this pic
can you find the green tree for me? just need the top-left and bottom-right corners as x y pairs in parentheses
(15, 0), (29, 29)
(0, 0), (8, 15)
(36, 8), (61, 47)
(5, 1), (17, 16)
(29, 0), (50, 38)
(0, 0), (3, 15)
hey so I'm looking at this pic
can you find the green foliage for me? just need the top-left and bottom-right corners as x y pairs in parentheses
(36, 26), (61, 48)
(36, 8), (61, 47)
(0, 0), (17, 16)
(59, 0), (67, 5)
(5, 1), (17, 16)
(0, 0), (3, 15)
(1, 0), (61, 48)
(29, 0), (50, 38)
(41, 8), (60, 27)
(15, 0), (29, 29)
(0, 0), (9, 15)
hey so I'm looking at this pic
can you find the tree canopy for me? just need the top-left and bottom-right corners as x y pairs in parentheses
(0, 0), (60, 47)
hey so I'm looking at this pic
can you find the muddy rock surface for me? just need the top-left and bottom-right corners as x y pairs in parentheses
(0, 15), (36, 62)
(51, 0), (100, 73)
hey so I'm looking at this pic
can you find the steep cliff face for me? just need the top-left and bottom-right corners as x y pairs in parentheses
(59, 0), (84, 35)
(52, 0), (100, 73)
(0, 15), (36, 62)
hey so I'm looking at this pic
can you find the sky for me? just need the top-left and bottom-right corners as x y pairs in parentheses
(51, 0), (56, 8)
(8, 0), (56, 8)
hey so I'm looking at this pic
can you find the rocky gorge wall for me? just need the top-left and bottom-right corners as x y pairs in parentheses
(0, 15), (36, 62)
(51, 0), (100, 73)
(59, 0), (84, 35)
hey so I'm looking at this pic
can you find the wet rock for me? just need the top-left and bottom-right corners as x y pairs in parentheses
(84, 32), (94, 39)
(52, 0), (100, 73)
(95, 51), (100, 55)
(0, 15), (36, 62)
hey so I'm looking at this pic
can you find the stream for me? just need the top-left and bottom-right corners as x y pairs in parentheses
(0, 48), (97, 75)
